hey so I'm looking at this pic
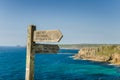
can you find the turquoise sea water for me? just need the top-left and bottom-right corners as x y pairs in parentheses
(0, 47), (120, 80)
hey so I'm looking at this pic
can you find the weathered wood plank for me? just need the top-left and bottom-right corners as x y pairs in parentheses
(25, 25), (36, 80)
(34, 44), (59, 53)
(33, 30), (63, 42)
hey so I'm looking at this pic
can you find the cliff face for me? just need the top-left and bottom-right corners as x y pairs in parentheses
(73, 45), (120, 65)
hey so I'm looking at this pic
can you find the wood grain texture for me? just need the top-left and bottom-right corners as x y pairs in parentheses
(25, 25), (36, 80)
(34, 44), (59, 53)
(33, 30), (63, 42)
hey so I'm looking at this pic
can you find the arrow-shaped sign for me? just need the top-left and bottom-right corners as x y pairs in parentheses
(33, 30), (63, 42)
(34, 44), (59, 53)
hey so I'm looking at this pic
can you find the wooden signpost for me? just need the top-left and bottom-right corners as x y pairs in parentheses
(25, 25), (63, 80)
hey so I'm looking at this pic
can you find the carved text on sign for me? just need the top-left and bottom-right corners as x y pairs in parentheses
(34, 44), (59, 53)
(33, 30), (63, 42)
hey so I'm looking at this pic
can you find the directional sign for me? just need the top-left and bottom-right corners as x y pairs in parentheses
(33, 30), (63, 42)
(26, 25), (63, 80)
(34, 44), (59, 53)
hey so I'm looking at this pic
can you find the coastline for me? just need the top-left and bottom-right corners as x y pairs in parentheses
(72, 56), (120, 67)
(73, 56), (120, 66)
(72, 45), (120, 66)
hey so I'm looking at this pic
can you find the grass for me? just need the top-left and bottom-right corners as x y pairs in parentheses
(95, 45), (120, 56)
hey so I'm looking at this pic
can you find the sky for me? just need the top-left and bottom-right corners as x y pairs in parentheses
(0, 0), (120, 46)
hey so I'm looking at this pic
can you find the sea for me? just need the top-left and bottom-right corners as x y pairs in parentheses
(0, 47), (120, 80)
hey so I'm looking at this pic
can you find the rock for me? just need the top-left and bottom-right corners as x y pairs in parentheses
(73, 45), (120, 65)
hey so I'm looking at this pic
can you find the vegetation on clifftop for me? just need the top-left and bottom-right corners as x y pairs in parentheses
(95, 45), (120, 56)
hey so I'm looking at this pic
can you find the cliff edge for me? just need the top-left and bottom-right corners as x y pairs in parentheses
(73, 45), (120, 65)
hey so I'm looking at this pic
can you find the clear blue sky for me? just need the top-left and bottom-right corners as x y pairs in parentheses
(0, 0), (120, 46)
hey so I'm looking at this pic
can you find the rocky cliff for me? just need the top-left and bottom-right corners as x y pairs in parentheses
(73, 45), (120, 65)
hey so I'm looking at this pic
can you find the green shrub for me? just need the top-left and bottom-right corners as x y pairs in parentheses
(95, 45), (120, 56)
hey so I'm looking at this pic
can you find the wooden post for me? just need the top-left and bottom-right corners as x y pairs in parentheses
(25, 25), (36, 80)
